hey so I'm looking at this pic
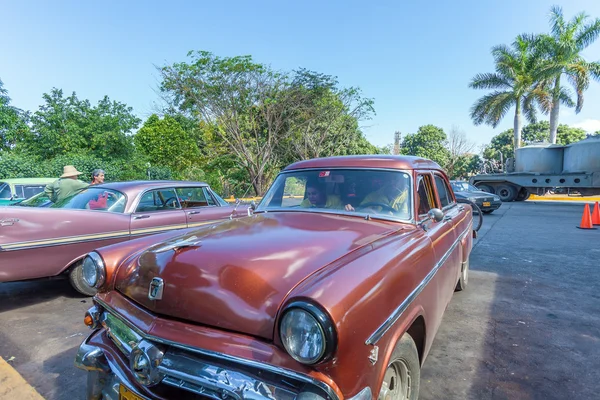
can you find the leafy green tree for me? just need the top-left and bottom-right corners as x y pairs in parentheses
(451, 154), (481, 180)
(0, 79), (29, 152)
(469, 35), (549, 150)
(539, 6), (600, 143)
(134, 114), (201, 173)
(23, 89), (140, 160)
(400, 125), (450, 166)
(286, 69), (375, 160)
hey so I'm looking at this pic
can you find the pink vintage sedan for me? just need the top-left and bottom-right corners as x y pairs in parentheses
(74, 156), (475, 399)
(0, 180), (242, 295)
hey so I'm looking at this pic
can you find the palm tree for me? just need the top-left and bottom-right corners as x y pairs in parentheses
(541, 6), (600, 144)
(469, 35), (549, 151)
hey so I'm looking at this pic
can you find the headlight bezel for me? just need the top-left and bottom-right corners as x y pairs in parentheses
(82, 251), (106, 288)
(279, 301), (337, 365)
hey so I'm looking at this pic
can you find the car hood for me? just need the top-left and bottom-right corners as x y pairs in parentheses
(114, 211), (403, 339)
(454, 190), (494, 198)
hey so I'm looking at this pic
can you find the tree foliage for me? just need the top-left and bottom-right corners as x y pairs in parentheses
(134, 114), (201, 172)
(0, 79), (29, 152)
(20, 89), (140, 160)
(400, 125), (450, 167)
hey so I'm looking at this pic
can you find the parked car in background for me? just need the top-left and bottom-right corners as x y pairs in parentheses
(75, 156), (474, 400)
(0, 178), (55, 206)
(451, 180), (502, 214)
(0, 180), (242, 295)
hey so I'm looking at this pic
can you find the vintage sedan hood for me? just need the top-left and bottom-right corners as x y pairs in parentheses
(115, 212), (403, 339)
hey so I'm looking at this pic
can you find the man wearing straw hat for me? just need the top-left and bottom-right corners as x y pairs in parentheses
(44, 165), (90, 203)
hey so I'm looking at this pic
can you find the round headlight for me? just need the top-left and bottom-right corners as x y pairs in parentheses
(82, 252), (105, 288)
(279, 303), (336, 365)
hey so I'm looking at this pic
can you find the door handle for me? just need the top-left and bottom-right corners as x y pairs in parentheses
(187, 211), (201, 215)
(443, 215), (452, 222)
(134, 214), (150, 220)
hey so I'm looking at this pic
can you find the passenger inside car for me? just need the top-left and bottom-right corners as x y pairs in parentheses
(300, 180), (344, 209)
(344, 173), (410, 216)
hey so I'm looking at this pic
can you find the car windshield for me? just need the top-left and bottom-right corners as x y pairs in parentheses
(0, 183), (11, 199)
(451, 182), (478, 192)
(49, 187), (127, 213)
(257, 169), (413, 221)
(12, 192), (52, 207)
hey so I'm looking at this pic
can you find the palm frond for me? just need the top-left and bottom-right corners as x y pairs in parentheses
(566, 62), (590, 111)
(522, 93), (538, 124)
(469, 73), (513, 90)
(558, 86), (575, 108)
(587, 61), (600, 81)
(549, 5), (565, 38)
(470, 91), (515, 128)
(575, 19), (600, 49)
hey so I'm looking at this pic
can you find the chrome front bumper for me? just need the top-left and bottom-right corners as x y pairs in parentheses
(75, 341), (149, 400)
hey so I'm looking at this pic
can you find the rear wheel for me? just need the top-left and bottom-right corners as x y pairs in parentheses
(515, 189), (530, 201)
(496, 184), (517, 202)
(455, 257), (469, 291)
(380, 334), (420, 400)
(475, 184), (494, 194)
(68, 262), (97, 297)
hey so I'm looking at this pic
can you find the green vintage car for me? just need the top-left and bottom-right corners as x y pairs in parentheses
(0, 178), (56, 206)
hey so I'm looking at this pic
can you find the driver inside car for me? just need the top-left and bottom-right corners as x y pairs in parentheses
(344, 173), (409, 216)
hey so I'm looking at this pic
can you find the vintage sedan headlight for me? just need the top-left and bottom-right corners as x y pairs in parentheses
(467, 197), (477, 203)
(82, 252), (105, 288)
(493, 195), (501, 201)
(279, 302), (336, 365)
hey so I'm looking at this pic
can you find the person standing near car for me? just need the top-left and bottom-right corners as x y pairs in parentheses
(90, 169), (105, 185)
(44, 165), (89, 203)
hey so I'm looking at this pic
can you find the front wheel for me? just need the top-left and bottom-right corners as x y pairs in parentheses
(68, 262), (98, 296)
(380, 334), (420, 400)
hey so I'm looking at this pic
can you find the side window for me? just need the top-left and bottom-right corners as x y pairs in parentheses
(203, 188), (216, 206)
(417, 174), (436, 218)
(135, 188), (180, 212)
(434, 175), (454, 208)
(0, 184), (12, 199)
(175, 187), (213, 208)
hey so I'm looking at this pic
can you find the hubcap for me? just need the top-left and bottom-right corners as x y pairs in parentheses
(380, 359), (411, 400)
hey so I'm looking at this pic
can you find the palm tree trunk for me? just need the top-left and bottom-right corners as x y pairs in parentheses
(513, 98), (522, 151)
(549, 76), (561, 144)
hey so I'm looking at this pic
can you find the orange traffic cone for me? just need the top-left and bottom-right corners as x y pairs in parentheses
(592, 202), (600, 226)
(577, 204), (597, 230)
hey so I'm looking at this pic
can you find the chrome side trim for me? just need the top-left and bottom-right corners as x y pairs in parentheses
(94, 299), (340, 400)
(365, 224), (471, 345)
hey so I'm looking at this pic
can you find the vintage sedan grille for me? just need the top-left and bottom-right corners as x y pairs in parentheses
(99, 311), (332, 400)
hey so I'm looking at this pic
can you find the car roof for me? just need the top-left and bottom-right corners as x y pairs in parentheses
(0, 178), (55, 184)
(93, 180), (209, 194)
(284, 155), (443, 171)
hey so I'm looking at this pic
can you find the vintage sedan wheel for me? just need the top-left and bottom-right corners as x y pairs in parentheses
(380, 334), (420, 400)
(68, 262), (98, 297)
(455, 257), (469, 291)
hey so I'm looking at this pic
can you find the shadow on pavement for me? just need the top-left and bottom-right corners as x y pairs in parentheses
(0, 278), (89, 313)
(422, 202), (600, 399)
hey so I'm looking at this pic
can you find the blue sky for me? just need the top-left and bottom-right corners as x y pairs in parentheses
(2, 0), (600, 151)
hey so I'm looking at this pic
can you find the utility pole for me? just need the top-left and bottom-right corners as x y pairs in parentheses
(393, 131), (401, 155)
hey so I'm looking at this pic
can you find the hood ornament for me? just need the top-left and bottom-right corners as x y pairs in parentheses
(148, 277), (164, 300)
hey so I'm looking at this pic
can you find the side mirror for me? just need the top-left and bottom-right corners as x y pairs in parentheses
(247, 201), (256, 216)
(427, 208), (444, 223)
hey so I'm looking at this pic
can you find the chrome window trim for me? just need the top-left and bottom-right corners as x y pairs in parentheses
(257, 167), (416, 225)
(365, 223), (472, 345)
(94, 298), (339, 400)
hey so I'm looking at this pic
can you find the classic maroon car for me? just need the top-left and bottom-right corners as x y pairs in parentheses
(74, 156), (474, 400)
(0, 180), (241, 296)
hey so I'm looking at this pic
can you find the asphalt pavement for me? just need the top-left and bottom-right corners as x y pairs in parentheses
(1, 201), (599, 400)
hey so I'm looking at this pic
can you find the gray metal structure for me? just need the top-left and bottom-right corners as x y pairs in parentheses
(469, 137), (600, 202)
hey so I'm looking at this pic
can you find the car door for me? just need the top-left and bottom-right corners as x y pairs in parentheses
(415, 172), (460, 336)
(432, 172), (465, 303)
(175, 186), (234, 228)
(129, 187), (187, 237)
